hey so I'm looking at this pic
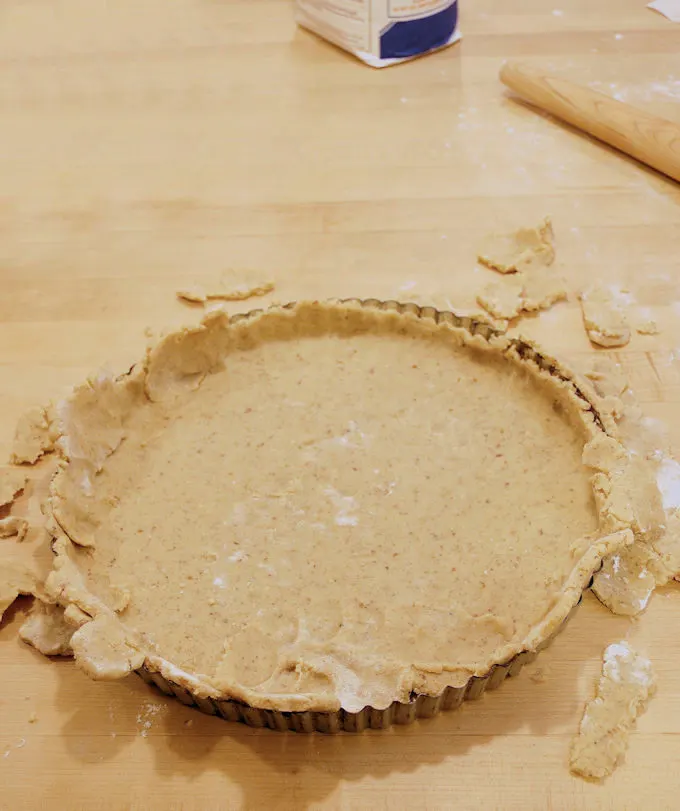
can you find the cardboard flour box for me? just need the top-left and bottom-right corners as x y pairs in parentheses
(296, 1), (460, 68)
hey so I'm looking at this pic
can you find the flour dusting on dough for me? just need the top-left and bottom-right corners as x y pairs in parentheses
(579, 284), (631, 348)
(570, 641), (655, 780)
(177, 271), (275, 304)
(591, 546), (657, 615)
(584, 433), (671, 615)
(580, 356), (680, 613)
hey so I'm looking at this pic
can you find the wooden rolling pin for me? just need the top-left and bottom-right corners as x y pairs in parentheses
(500, 61), (680, 183)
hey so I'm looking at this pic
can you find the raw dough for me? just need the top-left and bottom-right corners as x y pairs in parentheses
(570, 641), (655, 780)
(0, 516), (29, 542)
(583, 433), (671, 615)
(590, 545), (658, 616)
(636, 319), (660, 336)
(477, 217), (555, 273)
(476, 273), (567, 321)
(69, 614), (144, 680)
(19, 601), (75, 656)
(584, 358), (628, 421)
(475, 218), (567, 323)
(583, 435), (664, 539)
(42, 301), (632, 713)
(584, 358), (628, 401)
(0, 561), (45, 622)
(0, 469), (28, 508)
(579, 284), (631, 348)
(578, 359), (680, 614)
(176, 272), (275, 304)
(651, 510), (680, 582)
(10, 405), (55, 464)
(476, 276), (525, 320)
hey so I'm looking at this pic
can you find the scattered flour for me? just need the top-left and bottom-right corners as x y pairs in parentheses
(136, 702), (165, 738)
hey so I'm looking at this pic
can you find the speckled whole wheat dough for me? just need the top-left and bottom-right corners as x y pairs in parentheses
(41, 301), (636, 714)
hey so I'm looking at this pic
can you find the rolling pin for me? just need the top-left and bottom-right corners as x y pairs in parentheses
(500, 61), (680, 183)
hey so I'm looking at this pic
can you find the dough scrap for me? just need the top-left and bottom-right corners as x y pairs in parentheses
(581, 368), (680, 615)
(584, 357), (629, 401)
(636, 319), (660, 335)
(69, 613), (145, 680)
(0, 469), (28, 508)
(476, 272), (567, 321)
(570, 641), (655, 780)
(0, 561), (45, 622)
(477, 217), (555, 273)
(49, 369), (148, 548)
(583, 358), (628, 420)
(475, 219), (566, 322)
(584, 435), (664, 539)
(0, 516), (29, 542)
(590, 545), (658, 616)
(177, 272), (275, 304)
(476, 276), (525, 320)
(584, 431), (671, 615)
(10, 405), (55, 465)
(579, 284), (630, 348)
(19, 601), (75, 656)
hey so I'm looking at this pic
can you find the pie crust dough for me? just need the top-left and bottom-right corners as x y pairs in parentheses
(0, 561), (46, 622)
(476, 273), (568, 321)
(476, 218), (567, 322)
(0, 516), (29, 542)
(176, 271), (274, 304)
(570, 641), (655, 780)
(579, 283), (631, 348)
(0, 469), (28, 508)
(19, 602), (75, 656)
(42, 300), (634, 715)
(477, 217), (555, 273)
(636, 318), (660, 336)
(580, 358), (680, 615)
(10, 405), (55, 465)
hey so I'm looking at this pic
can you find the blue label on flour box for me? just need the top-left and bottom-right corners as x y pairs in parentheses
(295, 0), (461, 68)
(380, 2), (458, 60)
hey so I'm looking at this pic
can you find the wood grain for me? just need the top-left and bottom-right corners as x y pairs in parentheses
(500, 60), (680, 182)
(1, 0), (680, 809)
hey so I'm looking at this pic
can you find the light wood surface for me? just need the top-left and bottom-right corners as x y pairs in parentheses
(1, 1), (680, 809)
(500, 60), (680, 182)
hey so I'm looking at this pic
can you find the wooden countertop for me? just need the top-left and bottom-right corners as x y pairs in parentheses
(1, 1), (679, 808)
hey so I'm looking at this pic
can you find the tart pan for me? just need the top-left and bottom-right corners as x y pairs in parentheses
(114, 298), (610, 732)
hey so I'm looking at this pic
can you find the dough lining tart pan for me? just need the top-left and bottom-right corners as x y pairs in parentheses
(43, 299), (634, 732)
